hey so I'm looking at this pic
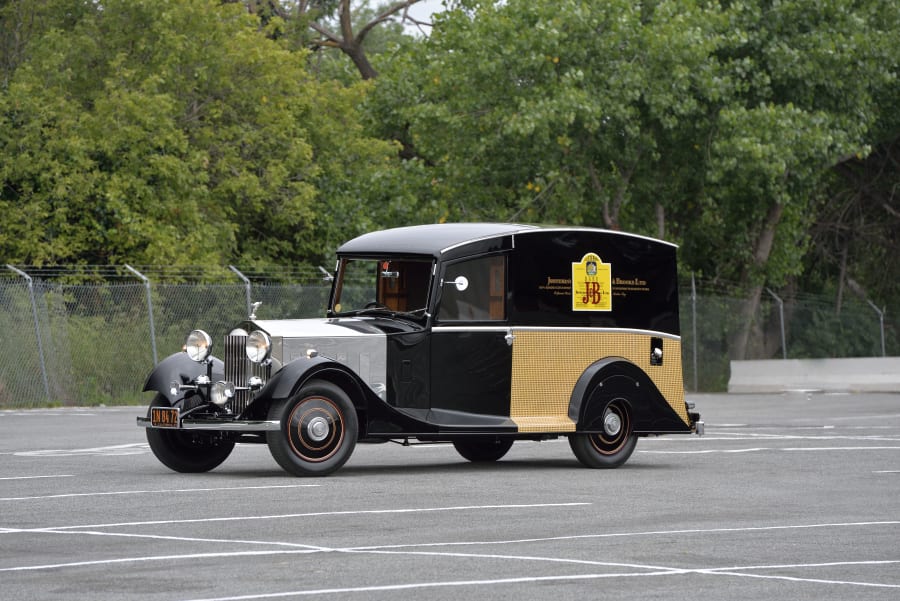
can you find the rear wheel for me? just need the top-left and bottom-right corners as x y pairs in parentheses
(569, 399), (637, 468)
(267, 380), (358, 476)
(453, 437), (514, 462)
(145, 395), (234, 473)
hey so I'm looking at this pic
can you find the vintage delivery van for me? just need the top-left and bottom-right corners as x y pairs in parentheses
(139, 223), (703, 476)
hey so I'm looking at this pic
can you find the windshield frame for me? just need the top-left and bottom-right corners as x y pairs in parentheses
(328, 255), (435, 320)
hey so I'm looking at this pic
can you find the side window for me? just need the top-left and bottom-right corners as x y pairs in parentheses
(437, 255), (506, 322)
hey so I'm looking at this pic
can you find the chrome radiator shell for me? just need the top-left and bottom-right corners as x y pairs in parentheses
(224, 332), (269, 416)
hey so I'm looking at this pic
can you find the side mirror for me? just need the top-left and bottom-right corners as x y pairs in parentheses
(444, 276), (468, 291)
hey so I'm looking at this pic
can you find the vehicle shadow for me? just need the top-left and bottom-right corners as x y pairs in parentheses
(203, 457), (673, 479)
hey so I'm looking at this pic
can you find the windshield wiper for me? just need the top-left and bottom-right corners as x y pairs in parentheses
(343, 306), (396, 318)
(345, 307), (428, 320)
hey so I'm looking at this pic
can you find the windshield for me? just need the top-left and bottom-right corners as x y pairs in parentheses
(332, 258), (433, 315)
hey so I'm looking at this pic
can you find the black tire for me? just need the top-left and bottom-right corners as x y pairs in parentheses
(145, 395), (235, 473)
(453, 437), (514, 462)
(569, 399), (637, 468)
(267, 380), (358, 476)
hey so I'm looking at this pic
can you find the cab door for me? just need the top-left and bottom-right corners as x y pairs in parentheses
(430, 254), (512, 418)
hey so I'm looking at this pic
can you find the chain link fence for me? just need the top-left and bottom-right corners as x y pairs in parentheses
(1, 268), (896, 407)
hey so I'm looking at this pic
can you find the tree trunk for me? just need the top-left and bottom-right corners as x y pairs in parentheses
(344, 43), (378, 80)
(655, 203), (665, 239)
(589, 161), (634, 230)
(835, 243), (848, 314)
(729, 202), (785, 360)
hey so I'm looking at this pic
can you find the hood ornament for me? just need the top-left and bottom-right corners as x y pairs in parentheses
(249, 301), (262, 320)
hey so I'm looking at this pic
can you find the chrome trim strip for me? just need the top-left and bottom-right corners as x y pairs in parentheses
(439, 225), (537, 254)
(137, 417), (280, 432)
(431, 325), (681, 341)
(439, 225), (677, 253)
(514, 227), (678, 248)
(432, 326), (511, 333)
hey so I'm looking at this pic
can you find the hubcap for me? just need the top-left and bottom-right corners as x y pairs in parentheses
(603, 409), (622, 437)
(307, 416), (331, 442)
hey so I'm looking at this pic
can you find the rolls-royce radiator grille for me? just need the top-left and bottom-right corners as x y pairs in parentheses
(224, 334), (269, 416)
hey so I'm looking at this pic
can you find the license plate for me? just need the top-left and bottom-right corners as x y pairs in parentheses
(150, 407), (179, 428)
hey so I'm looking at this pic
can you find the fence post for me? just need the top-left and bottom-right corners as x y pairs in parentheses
(691, 273), (698, 392)
(765, 288), (787, 359)
(6, 265), (51, 402)
(229, 265), (252, 318)
(125, 265), (158, 365)
(864, 300), (886, 357)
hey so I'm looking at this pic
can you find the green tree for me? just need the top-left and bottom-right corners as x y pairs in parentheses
(0, 0), (401, 268)
(368, 0), (898, 358)
(234, 0), (428, 80)
(370, 0), (726, 227)
(698, 0), (897, 358)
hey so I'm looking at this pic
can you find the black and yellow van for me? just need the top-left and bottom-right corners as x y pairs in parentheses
(139, 223), (703, 476)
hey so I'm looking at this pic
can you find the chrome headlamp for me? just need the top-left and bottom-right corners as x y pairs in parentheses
(210, 381), (236, 407)
(245, 330), (271, 364)
(185, 330), (213, 362)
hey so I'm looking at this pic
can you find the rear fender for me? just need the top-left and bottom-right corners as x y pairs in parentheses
(568, 358), (686, 433)
(143, 352), (224, 406)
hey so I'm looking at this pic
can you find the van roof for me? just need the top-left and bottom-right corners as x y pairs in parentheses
(337, 223), (537, 257)
(337, 223), (674, 258)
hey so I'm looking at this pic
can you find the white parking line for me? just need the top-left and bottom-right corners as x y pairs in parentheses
(181, 571), (687, 601)
(13, 443), (148, 457)
(0, 474), (74, 480)
(4, 502), (590, 533)
(712, 432), (900, 441)
(702, 562), (900, 588)
(0, 549), (322, 572)
(641, 446), (900, 454)
(178, 559), (900, 600)
(3, 517), (896, 575)
(345, 520), (900, 551)
(35, 529), (333, 551)
(0, 484), (320, 502)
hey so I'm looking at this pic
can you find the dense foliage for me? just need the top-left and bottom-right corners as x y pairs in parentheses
(1, 0), (898, 359)
(0, 0), (401, 269)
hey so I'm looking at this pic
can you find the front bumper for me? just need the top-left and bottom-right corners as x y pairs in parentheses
(137, 416), (280, 432)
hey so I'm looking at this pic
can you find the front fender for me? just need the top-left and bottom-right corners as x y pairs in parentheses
(251, 356), (369, 407)
(143, 352), (224, 406)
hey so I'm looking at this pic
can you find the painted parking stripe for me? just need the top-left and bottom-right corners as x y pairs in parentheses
(346, 520), (900, 552)
(6, 502), (590, 532)
(179, 572), (687, 601)
(3, 517), (896, 574)
(179, 560), (900, 601)
(641, 446), (900, 454)
(13, 443), (148, 457)
(0, 474), (74, 480)
(0, 549), (323, 572)
(0, 484), (320, 502)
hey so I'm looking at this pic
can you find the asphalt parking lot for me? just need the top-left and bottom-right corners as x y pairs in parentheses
(2, 392), (899, 600)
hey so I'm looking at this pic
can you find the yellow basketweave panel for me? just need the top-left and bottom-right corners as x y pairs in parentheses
(510, 330), (687, 433)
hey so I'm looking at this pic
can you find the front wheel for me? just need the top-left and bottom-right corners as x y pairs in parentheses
(453, 437), (514, 463)
(267, 380), (358, 476)
(569, 400), (637, 468)
(145, 395), (235, 473)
